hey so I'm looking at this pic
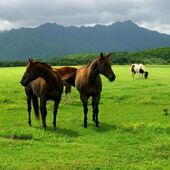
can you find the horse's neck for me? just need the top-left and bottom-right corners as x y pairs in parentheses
(39, 65), (61, 89)
(87, 59), (99, 82)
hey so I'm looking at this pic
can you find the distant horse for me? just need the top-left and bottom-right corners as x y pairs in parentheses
(53, 67), (77, 100)
(20, 59), (63, 129)
(75, 53), (116, 128)
(131, 63), (149, 79)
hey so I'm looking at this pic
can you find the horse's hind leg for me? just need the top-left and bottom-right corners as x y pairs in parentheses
(32, 95), (39, 120)
(53, 96), (61, 130)
(81, 94), (88, 128)
(40, 98), (47, 129)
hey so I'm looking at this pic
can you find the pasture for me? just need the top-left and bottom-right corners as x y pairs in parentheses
(0, 65), (170, 170)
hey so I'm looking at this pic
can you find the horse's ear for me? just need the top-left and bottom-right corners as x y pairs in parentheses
(28, 58), (33, 64)
(100, 52), (104, 58)
(107, 53), (111, 58)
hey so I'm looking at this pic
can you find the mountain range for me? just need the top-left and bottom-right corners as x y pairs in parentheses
(0, 20), (170, 61)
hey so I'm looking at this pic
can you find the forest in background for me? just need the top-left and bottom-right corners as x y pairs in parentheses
(0, 47), (170, 67)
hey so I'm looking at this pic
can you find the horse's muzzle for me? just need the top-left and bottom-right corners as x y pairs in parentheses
(109, 75), (116, 82)
(20, 80), (26, 86)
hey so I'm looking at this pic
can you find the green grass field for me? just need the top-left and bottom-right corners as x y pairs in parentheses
(0, 65), (170, 170)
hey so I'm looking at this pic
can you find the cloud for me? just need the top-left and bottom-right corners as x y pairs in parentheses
(0, 0), (170, 34)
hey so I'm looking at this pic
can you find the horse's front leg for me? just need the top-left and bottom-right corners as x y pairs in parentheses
(27, 96), (32, 126)
(83, 102), (88, 128)
(92, 100), (95, 122)
(138, 73), (140, 79)
(92, 95), (100, 127)
(25, 86), (32, 126)
(63, 84), (71, 104)
(65, 84), (72, 103)
(132, 72), (135, 79)
(95, 104), (99, 127)
(81, 94), (88, 128)
(53, 96), (61, 130)
(40, 97), (47, 129)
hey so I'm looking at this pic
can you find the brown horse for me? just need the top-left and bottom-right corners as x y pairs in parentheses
(20, 59), (63, 129)
(75, 53), (116, 128)
(53, 67), (77, 96)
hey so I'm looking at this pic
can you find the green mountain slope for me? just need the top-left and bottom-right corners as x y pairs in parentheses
(0, 21), (170, 61)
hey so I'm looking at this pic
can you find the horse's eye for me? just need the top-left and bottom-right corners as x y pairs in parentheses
(26, 70), (31, 77)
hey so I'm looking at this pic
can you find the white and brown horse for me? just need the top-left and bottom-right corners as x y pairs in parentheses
(131, 64), (149, 79)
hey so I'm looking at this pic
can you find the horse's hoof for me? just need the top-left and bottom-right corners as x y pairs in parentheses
(96, 124), (99, 128)
(28, 122), (32, 127)
(53, 127), (57, 130)
(43, 125), (47, 130)
(84, 124), (87, 128)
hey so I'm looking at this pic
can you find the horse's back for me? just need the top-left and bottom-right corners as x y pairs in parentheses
(56, 66), (77, 76)
(139, 64), (146, 71)
(131, 63), (145, 73)
(54, 66), (77, 88)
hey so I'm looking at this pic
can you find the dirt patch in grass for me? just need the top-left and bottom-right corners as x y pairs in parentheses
(0, 134), (32, 140)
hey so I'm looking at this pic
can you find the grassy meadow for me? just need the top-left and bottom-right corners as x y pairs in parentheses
(0, 65), (170, 170)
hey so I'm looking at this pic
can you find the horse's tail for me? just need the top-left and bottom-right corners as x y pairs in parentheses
(62, 70), (77, 87)
(65, 84), (72, 94)
(32, 96), (40, 120)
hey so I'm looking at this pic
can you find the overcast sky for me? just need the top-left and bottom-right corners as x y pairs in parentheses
(0, 0), (170, 34)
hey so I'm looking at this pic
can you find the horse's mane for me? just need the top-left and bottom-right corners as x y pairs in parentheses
(38, 61), (52, 69)
(30, 61), (52, 69)
(85, 57), (99, 68)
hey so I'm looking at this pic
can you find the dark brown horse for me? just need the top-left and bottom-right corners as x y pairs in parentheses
(20, 59), (63, 129)
(75, 53), (116, 128)
(53, 67), (77, 96)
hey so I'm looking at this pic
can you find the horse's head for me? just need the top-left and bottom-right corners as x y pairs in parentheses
(20, 58), (44, 86)
(97, 53), (116, 82)
(144, 71), (149, 79)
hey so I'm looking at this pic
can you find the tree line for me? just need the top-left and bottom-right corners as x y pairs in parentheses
(47, 47), (170, 65)
(0, 47), (170, 67)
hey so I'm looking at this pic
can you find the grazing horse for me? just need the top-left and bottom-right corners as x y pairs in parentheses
(20, 59), (63, 129)
(75, 52), (116, 128)
(131, 64), (149, 79)
(53, 67), (77, 99)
